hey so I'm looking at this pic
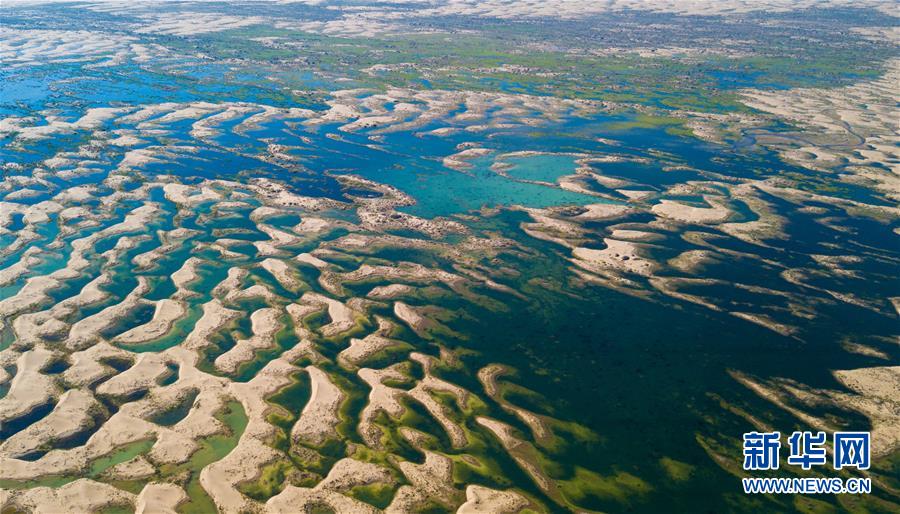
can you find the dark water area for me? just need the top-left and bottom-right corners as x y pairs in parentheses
(392, 205), (897, 512)
(431, 259), (878, 512)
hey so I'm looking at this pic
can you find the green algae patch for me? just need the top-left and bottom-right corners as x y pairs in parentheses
(346, 444), (405, 480)
(96, 504), (134, 514)
(602, 114), (692, 137)
(0, 475), (73, 490)
(290, 439), (344, 478)
(298, 306), (330, 334)
(90, 439), (157, 477)
(328, 366), (368, 446)
(538, 418), (599, 455)
(369, 412), (427, 464)
(348, 482), (397, 509)
(659, 457), (695, 482)
(449, 451), (517, 490)
(559, 468), (653, 510)
(239, 458), (295, 501)
(381, 374), (417, 391)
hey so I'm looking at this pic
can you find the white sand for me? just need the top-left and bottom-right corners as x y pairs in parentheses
(457, 485), (530, 514)
(115, 299), (187, 345)
(0, 389), (99, 459)
(135, 483), (188, 514)
(0, 347), (60, 425)
(572, 239), (657, 277)
(292, 366), (344, 445)
(96, 353), (172, 398)
(260, 258), (304, 291)
(4, 479), (134, 514)
(652, 196), (732, 224)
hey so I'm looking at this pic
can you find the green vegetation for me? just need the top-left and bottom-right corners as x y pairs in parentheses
(240, 459), (295, 501)
(155, 19), (896, 115)
(348, 482), (396, 509)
